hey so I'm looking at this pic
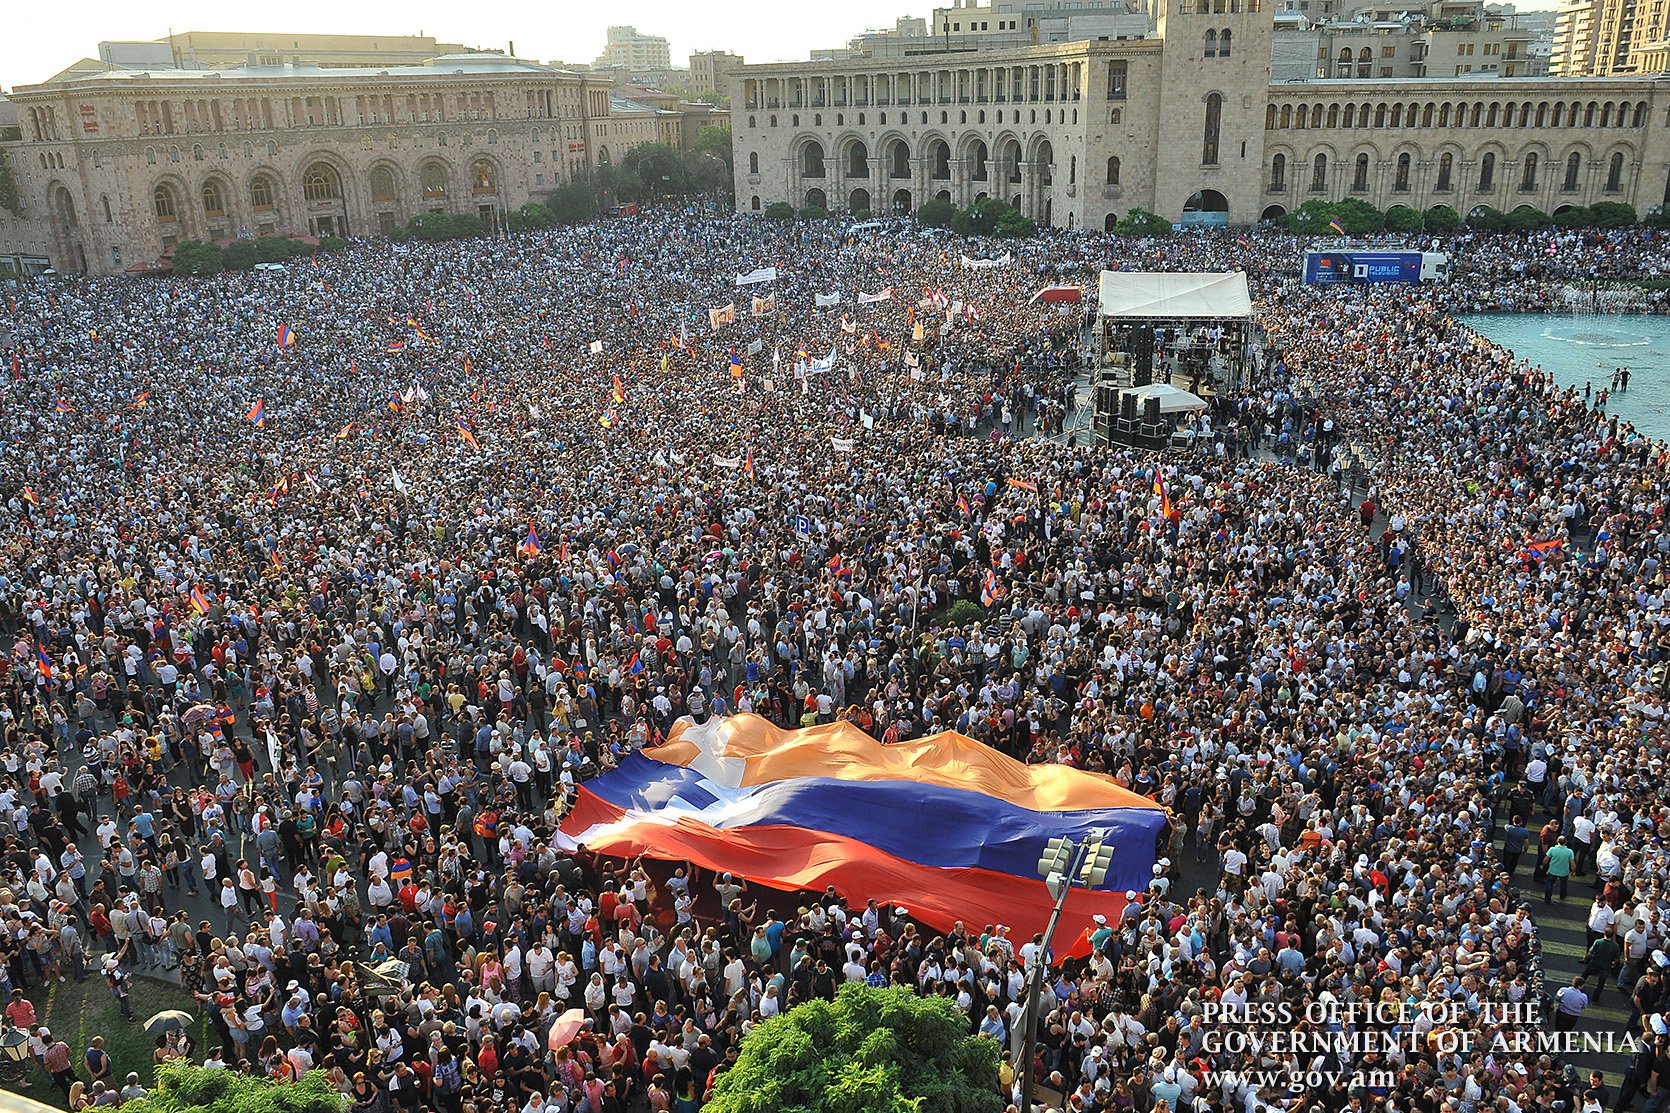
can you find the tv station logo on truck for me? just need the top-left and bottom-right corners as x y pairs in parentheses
(1303, 250), (1448, 285)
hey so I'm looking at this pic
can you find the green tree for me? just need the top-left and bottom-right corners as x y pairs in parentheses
(917, 198), (957, 228)
(705, 984), (1003, 1113)
(170, 240), (225, 276)
(1329, 198), (1385, 234)
(951, 197), (1012, 236)
(995, 207), (1038, 238)
(1587, 201), (1637, 228)
(1647, 206), (1670, 229)
(764, 201), (796, 221)
(1467, 206), (1509, 232)
(1116, 207), (1173, 237)
(121, 1061), (348, 1113)
(506, 203), (554, 232)
(622, 142), (688, 197)
(1283, 199), (1383, 235)
(1552, 205), (1591, 229)
(598, 162), (643, 204)
(253, 236), (295, 263)
(317, 235), (347, 253)
(224, 240), (259, 270)
(1383, 205), (1422, 233)
(1505, 205), (1551, 232)
(693, 125), (734, 163)
(546, 183), (598, 225)
(685, 150), (734, 197)
(0, 149), (21, 217)
(1422, 205), (1462, 234)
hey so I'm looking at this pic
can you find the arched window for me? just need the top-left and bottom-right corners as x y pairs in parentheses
(1310, 153), (1327, 192)
(1352, 153), (1369, 191)
(1204, 29), (1218, 58)
(1202, 93), (1222, 166)
(848, 142), (869, 177)
(1520, 152), (1538, 191)
(1219, 29), (1232, 57)
(1269, 153), (1286, 192)
(1394, 153), (1410, 192)
(371, 167), (396, 202)
(1106, 155), (1121, 186)
(1327, 105), (1338, 128)
(1478, 152), (1495, 190)
(1563, 152), (1582, 191)
(422, 163), (447, 199)
(471, 160), (497, 195)
(1296, 105), (1308, 130)
(749, 152), (760, 174)
(250, 176), (275, 211)
(1280, 105), (1292, 128)
(303, 163), (341, 202)
(202, 180), (225, 216)
(153, 184), (178, 221)
(1606, 151), (1624, 192)
(888, 139), (911, 178)
(801, 141), (826, 177)
(1436, 152), (1453, 192)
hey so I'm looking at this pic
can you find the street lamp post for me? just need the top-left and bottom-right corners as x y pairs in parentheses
(1017, 832), (1115, 1113)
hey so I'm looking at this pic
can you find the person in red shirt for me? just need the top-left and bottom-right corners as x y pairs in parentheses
(4, 990), (35, 1029)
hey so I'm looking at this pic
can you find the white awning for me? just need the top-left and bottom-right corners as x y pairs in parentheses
(1096, 271), (1252, 320)
(1126, 383), (1209, 414)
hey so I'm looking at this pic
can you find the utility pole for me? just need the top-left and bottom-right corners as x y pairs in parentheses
(1017, 832), (1114, 1113)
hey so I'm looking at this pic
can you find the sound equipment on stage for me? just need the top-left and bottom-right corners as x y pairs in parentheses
(1131, 330), (1155, 389)
(1121, 391), (1138, 423)
(1143, 396), (1161, 426)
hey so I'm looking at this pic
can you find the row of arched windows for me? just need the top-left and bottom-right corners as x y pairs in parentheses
(1267, 149), (1628, 195)
(1266, 98), (1650, 132)
(150, 160), (503, 222)
(1203, 29), (1233, 58)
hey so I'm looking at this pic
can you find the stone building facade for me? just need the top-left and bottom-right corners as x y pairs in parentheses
(729, 1), (1670, 228)
(0, 54), (704, 275)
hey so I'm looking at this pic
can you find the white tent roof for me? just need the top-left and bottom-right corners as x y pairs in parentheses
(1127, 383), (1209, 414)
(1096, 271), (1252, 320)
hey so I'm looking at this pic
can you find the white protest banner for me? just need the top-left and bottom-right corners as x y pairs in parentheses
(814, 291), (841, 307)
(857, 287), (894, 304)
(734, 266), (779, 286)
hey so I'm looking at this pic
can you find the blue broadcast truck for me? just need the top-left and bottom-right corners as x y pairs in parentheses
(1303, 250), (1449, 285)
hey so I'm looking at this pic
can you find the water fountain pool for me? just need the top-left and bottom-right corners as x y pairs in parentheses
(1463, 312), (1670, 442)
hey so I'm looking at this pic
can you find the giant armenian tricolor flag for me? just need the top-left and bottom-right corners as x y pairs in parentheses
(559, 715), (1166, 938)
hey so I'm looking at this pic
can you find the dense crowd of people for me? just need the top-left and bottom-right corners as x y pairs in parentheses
(2, 208), (1669, 1113)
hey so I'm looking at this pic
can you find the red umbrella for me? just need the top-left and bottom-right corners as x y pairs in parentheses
(547, 1008), (586, 1051)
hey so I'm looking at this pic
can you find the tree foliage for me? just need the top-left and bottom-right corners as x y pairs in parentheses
(1467, 206), (1509, 232)
(1383, 205), (1422, 233)
(995, 208), (1037, 238)
(1115, 207), (1173, 237)
(170, 240), (225, 275)
(1422, 205), (1462, 234)
(1282, 198), (1384, 235)
(950, 198), (1013, 237)
(764, 201), (796, 222)
(916, 198), (957, 228)
(705, 985), (1002, 1113)
(1586, 201), (1638, 228)
(120, 1061), (348, 1113)
(393, 211), (489, 242)
(1505, 205), (1552, 232)
(546, 183), (598, 225)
